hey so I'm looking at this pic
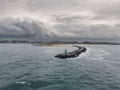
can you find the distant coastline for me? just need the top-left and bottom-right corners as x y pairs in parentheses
(0, 40), (120, 45)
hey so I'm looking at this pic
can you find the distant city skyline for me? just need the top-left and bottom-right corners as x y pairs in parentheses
(0, 0), (120, 40)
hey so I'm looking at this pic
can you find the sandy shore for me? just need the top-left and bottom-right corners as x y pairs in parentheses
(33, 43), (80, 47)
(33, 43), (120, 46)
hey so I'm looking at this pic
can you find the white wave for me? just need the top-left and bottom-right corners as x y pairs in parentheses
(76, 47), (91, 59)
(16, 81), (30, 85)
(75, 46), (115, 64)
(76, 46), (111, 61)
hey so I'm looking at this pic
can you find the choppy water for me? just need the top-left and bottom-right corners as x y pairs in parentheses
(0, 44), (120, 90)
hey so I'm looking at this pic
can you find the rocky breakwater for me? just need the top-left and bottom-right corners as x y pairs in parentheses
(55, 46), (87, 59)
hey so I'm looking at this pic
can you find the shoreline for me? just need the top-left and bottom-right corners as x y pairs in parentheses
(33, 43), (120, 47)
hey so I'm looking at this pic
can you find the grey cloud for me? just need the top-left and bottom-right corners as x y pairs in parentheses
(53, 14), (120, 38)
(54, 23), (120, 38)
(0, 16), (120, 39)
(0, 0), (82, 16)
(53, 12), (97, 24)
(0, 17), (77, 39)
(0, 0), (120, 19)
(97, 2), (120, 18)
(0, 17), (55, 38)
(0, 0), (120, 39)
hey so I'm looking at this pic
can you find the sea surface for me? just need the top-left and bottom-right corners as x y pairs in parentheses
(0, 44), (120, 90)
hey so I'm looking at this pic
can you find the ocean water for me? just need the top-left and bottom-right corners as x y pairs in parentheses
(0, 44), (120, 90)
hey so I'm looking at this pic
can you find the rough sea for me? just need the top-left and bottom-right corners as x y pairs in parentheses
(0, 44), (120, 90)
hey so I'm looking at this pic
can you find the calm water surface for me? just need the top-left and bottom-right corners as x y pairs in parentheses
(0, 44), (120, 90)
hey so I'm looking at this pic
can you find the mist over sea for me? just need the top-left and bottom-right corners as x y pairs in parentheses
(0, 44), (120, 90)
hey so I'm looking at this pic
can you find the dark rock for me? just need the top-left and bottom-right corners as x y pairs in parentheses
(55, 46), (87, 59)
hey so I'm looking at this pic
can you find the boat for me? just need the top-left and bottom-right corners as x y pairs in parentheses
(55, 46), (87, 59)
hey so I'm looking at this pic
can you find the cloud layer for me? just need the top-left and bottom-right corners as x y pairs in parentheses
(0, 18), (53, 38)
(0, 0), (120, 40)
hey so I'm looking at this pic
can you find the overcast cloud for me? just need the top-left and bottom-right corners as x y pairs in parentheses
(0, 0), (120, 40)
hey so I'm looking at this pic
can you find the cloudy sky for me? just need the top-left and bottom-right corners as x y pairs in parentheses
(0, 0), (120, 40)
